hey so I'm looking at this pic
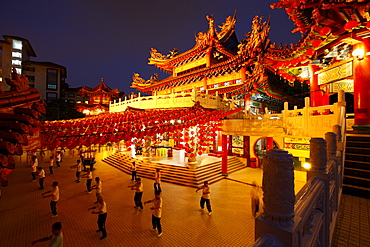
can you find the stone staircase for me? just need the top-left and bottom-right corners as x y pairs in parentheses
(102, 152), (246, 188)
(343, 134), (370, 198)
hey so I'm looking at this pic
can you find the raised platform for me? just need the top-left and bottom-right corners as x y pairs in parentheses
(102, 150), (246, 188)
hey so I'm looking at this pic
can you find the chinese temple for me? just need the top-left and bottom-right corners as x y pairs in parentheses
(3, 1), (370, 246)
(77, 79), (120, 115)
(131, 13), (308, 114)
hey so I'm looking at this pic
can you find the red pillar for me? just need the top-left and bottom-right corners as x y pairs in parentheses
(353, 37), (370, 131)
(309, 65), (322, 107)
(266, 137), (273, 151)
(222, 135), (228, 175)
(243, 136), (250, 166)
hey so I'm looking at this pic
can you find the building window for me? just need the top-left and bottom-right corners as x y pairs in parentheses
(46, 92), (58, 102)
(26, 75), (35, 82)
(47, 69), (58, 90)
(15, 68), (22, 74)
(12, 60), (22, 66)
(68, 93), (74, 97)
(23, 66), (35, 72)
(12, 52), (22, 58)
(68, 100), (74, 104)
(76, 94), (81, 98)
(12, 40), (22, 50)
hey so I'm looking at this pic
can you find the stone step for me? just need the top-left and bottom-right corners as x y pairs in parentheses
(103, 153), (246, 188)
(344, 167), (370, 179)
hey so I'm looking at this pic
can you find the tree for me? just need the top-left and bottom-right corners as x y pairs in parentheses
(39, 99), (85, 121)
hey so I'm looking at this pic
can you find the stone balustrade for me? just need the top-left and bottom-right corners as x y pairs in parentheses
(253, 129), (343, 247)
(109, 91), (227, 112)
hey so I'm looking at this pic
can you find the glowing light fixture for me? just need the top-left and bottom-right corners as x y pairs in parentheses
(302, 162), (311, 169)
(352, 48), (365, 60)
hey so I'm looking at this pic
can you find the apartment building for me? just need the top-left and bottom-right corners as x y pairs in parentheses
(0, 35), (66, 101)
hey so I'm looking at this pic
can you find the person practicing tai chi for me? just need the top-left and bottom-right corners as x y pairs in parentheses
(42, 181), (60, 218)
(36, 166), (45, 190)
(70, 159), (82, 183)
(153, 168), (162, 193)
(196, 181), (212, 216)
(88, 196), (107, 240)
(144, 191), (163, 237)
(31, 221), (63, 246)
(91, 177), (102, 202)
(81, 168), (93, 193)
(130, 161), (137, 181)
(46, 156), (54, 175)
(128, 177), (144, 210)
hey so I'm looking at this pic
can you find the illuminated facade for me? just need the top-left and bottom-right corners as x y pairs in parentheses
(131, 14), (309, 114)
(77, 79), (120, 115)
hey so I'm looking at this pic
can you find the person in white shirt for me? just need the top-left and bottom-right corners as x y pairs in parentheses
(81, 168), (93, 193)
(46, 156), (54, 175)
(130, 162), (137, 181)
(128, 177), (143, 210)
(69, 160), (82, 183)
(31, 221), (63, 247)
(42, 181), (60, 218)
(55, 152), (61, 167)
(91, 177), (102, 201)
(26, 156), (38, 182)
(196, 181), (212, 216)
(144, 191), (163, 237)
(36, 167), (45, 190)
(88, 196), (107, 240)
(154, 169), (161, 192)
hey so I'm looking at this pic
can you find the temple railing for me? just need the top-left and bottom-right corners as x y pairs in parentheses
(109, 91), (227, 112)
(253, 130), (343, 247)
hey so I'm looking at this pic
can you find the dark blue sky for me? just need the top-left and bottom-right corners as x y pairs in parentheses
(2, 0), (300, 94)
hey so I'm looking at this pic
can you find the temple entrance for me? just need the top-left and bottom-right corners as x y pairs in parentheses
(330, 92), (354, 114)
(253, 137), (279, 167)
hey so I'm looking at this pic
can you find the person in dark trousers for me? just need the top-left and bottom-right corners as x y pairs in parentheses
(46, 156), (54, 175)
(144, 191), (163, 237)
(26, 156), (37, 182)
(31, 221), (63, 246)
(55, 152), (61, 167)
(128, 177), (143, 210)
(196, 181), (212, 216)
(154, 168), (162, 192)
(70, 159), (82, 183)
(42, 181), (59, 218)
(36, 166), (45, 190)
(130, 162), (137, 181)
(81, 168), (93, 193)
(88, 196), (107, 240)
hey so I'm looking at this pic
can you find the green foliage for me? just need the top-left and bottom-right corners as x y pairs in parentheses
(39, 99), (85, 121)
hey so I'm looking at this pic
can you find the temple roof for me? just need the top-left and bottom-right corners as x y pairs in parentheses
(132, 15), (272, 93)
(147, 13), (239, 73)
(79, 81), (120, 97)
(267, 0), (370, 63)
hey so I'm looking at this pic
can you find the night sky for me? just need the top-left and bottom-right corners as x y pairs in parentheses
(2, 0), (300, 95)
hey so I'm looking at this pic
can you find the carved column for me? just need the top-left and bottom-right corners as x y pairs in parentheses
(142, 136), (152, 161)
(310, 138), (327, 173)
(221, 135), (228, 175)
(262, 149), (294, 226)
(325, 132), (337, 160)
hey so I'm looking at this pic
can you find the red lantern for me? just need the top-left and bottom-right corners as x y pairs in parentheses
(319, 26), (331, 36)
(306, 49), (315, 56)
(366, 22), (370, 30)
(344, 20), (359, 31)
(312, 39), (322, 48)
